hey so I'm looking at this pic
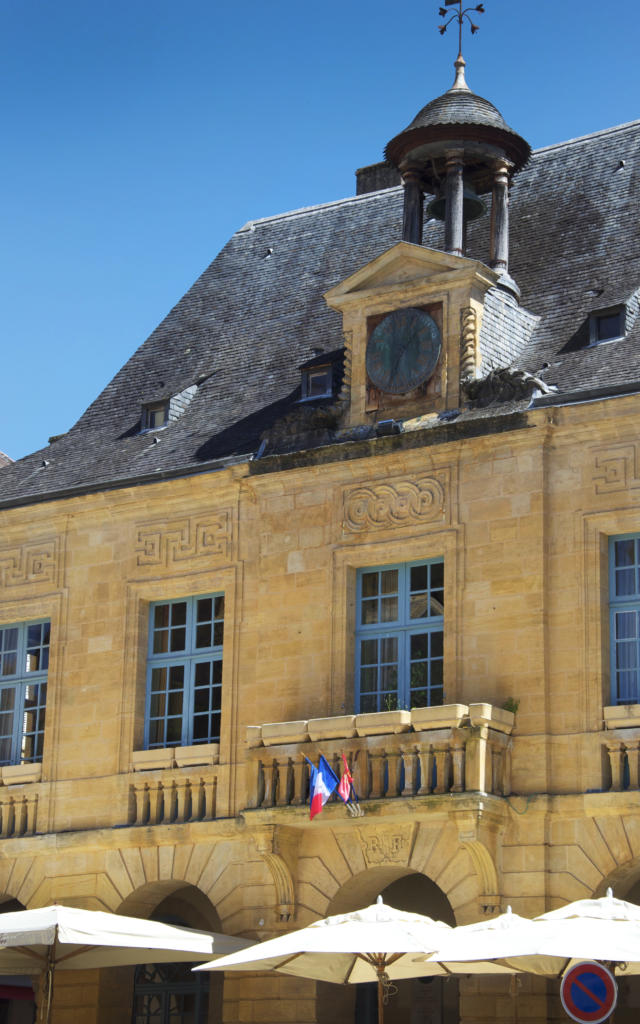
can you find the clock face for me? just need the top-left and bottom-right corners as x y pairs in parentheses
(366, 307), (441, 395)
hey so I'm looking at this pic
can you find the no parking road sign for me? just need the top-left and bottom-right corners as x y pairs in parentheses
(560, 961), (618, 1023)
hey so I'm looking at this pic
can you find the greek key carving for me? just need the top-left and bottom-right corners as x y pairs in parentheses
(0, 541), (58, 588)
(592, 444), (640, 495)
(460, 306), (478, 381)
(343, 474), (447, 532)
(135, 512), (232, 568)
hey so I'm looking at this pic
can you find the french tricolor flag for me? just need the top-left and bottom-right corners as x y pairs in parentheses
(306, 755), (339, 819)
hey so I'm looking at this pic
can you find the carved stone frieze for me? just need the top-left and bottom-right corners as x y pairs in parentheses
(592, 443), (640, 496)
(135, 512), (232, 569)
(0, 540), (59, 589)
(343, 472), (448, 533)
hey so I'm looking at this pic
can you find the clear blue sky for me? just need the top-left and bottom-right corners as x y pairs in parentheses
(2, 0), (639, 462)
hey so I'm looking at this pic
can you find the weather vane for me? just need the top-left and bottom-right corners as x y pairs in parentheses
(438, 0), (485, 56)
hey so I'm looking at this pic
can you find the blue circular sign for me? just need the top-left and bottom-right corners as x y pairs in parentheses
(560, 962), (617, 1024)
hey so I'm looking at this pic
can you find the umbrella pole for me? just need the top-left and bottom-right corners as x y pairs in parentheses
(38, 945), (55, 1024)
(375, 959), (385, 1024)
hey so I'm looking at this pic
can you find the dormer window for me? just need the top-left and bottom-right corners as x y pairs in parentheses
(141, 401), (168, 431)
(301, 365), (332, 401)
(589, 307), (625, 346)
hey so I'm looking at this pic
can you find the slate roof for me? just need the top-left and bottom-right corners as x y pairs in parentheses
(1, 118), (640, 507)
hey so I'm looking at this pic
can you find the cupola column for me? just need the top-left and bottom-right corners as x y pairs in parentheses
(401, 168), (424, 245)
(444, 149), (464, 256)
(490, 159), (511, 271)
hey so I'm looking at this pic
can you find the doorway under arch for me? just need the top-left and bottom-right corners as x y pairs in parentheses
(318, 870), (458, 1024)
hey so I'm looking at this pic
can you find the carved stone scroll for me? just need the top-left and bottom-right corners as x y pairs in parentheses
(135, 511), (232, 569)
(342, 473), (448, 533)
(0, 540), (58, 589)
(460, 306), (478, 381)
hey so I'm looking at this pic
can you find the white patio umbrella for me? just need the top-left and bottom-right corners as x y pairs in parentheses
(196, 896), (455, 1024)
(422, 889), (640, 977)
(0, 903), (250, 1024)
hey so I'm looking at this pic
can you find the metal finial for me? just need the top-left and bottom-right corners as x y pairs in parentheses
(438, 0), (485, 59)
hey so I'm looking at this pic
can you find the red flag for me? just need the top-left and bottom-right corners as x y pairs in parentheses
(337, 754), (353, 803)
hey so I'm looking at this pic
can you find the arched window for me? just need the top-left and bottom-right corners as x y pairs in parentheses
(131, 961), (209, 1024)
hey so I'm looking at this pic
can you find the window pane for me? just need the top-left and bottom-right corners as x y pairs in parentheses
(171, 602), (187, 626)
(214, 595), (225, 619)
(361, 599), (379, 625)
(381, 570), (398, 595)
(380, 597), (398, 622)
(169, 627), (186, 652)
(154, 605), (170, 629)
(410, 564), (428, 592)
(196, 624), (212, 648)
(380, 637), (398, 663)
(213, 622), (224, 646)
(197, 598), (212, 621)
(360, 667), (378, 693)
(361, 572), (378, 598)
(360, 639), (377, 665)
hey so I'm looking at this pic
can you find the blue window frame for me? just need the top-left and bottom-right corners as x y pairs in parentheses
(0, 620), (49, 765)
(145, 594), (224, 749)
(610, 535), (640, 704)
(355, 560), (444, 713)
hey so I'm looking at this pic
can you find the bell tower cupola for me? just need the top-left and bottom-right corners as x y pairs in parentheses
(385, 2), (530, 281)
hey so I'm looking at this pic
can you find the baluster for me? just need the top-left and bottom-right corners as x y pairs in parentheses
(150, 782), (163, 824)
(369, 751), (385, 799)
(433, 746), (451, 794)
(206, 776), (217, 820)
(451, 740), (465, 793)
(190, 779), (203, 821)
(276, 757), (292, 807)
(386, 751), (401, 798)
(625, 741), (640, 790)
(417, 745), (434, 795)
(16, 798), (27, 836)
(353, 748), (370, 800)
(401, 746), (418, 796)
(292, 755), (306, 805)
(2, 800), (14, 839)
(27, 795), (38, 835)
(606, 741), (625, 792)
(261, 759), (276, 808)
(138, 783), (150, 825)
(176, 780), (190, 823)
(162, 781), (177, 823)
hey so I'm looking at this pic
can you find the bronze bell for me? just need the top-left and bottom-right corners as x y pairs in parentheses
(426, 180), (487, 223)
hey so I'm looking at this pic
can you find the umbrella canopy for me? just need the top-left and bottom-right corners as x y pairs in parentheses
(0, 904), (248, 973)
(422, 889), (640, 977)
(196, 896), (455, 1024)
(0, 904), (250, 1024)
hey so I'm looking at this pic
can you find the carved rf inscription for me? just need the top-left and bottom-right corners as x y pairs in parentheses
(592, 444), (640, 496)
(0, 541), (58, 588)
(359, 826), (412, 866)
(343, 473), (448, 533)
(135, 512), (232, 568)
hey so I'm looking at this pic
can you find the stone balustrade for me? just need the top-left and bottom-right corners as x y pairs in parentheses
(0, 791), (39, 837)
(129, 768), (218, 826)
(603, 706), (640, 791)
(128, 744), (220, 826)
(244, 704), (514, 812)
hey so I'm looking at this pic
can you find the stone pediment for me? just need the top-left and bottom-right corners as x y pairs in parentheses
(324, 241), (498, 312)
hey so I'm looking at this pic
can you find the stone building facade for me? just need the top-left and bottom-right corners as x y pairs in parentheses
(1, 56), (640, 1024)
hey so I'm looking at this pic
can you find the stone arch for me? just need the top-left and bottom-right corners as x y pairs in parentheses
(296, 819), (490, 927)
(96, 879), (226, 1024)
(317, 866), (459, 1024)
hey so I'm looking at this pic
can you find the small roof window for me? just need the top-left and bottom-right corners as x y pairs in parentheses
(301, 365), (332, 401)
(589, 307), (625, 346)
(141, 401), (168, 431)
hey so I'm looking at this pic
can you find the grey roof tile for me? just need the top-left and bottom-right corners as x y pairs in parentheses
(2, 120), (640, 506)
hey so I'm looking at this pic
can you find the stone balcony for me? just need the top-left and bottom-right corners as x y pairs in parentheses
(243, 703), (515, 812)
